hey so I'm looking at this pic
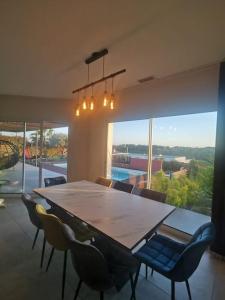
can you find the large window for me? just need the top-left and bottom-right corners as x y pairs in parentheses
(108, 112), (217, 216)
(0, 122), (68, 193)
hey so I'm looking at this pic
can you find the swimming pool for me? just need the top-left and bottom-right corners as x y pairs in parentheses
(111, 167), (147, 181)
(53, 163), (146, 181)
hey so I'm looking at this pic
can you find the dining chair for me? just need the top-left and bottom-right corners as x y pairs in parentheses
(44, 176), (67, 187)
(113, 181), (134, 193)
(21, 193), (47, 268)
(36, 204), (70, 300)
(134, 222), (215, 300)
(62, 223), (140, 300)
(95, 176), (112, 187)
(139, 188), (166, 203)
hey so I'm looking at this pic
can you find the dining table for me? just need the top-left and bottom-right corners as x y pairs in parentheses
(34, 180), (175, 251)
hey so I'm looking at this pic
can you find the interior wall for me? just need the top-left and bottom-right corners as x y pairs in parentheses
(86, 64), (219, 182)
(0, 94), (72, 122)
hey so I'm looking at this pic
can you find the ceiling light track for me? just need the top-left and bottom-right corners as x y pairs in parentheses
(72, 68), (126, 94)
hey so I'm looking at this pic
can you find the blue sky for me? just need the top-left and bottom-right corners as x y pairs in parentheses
(113, 112), (217, 147)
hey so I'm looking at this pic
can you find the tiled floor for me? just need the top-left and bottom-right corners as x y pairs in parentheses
(0, 196), (225, 300)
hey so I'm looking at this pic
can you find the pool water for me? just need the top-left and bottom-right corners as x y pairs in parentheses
(111, 167), (146, 181)
(53, 163), (146, 181)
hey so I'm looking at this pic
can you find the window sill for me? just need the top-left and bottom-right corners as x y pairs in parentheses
(163, 207), (211, 236)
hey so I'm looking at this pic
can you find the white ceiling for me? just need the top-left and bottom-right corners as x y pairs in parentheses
(0, 0), (225, 99)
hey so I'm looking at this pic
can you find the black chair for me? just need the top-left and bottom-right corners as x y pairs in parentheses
(62, 224), (140, 300)
(21, 193), (46, 267)
(140, 188), (166, 203)
(113, 181), (134, 193)
(44, 176), (67, 187)
(134, 222), (215, 300)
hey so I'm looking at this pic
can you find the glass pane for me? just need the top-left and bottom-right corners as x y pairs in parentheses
(24, 123), (41, 192)
(151, 112), (217, 216)
(109, 119), (149, 188)
(41, 122), (68, 186)
(0, 122), (24, 193)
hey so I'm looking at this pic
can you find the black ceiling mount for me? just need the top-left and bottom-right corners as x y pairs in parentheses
(85, 48), (108, 64)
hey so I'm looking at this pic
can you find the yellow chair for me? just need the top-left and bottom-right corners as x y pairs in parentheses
(95, 176), (112, 188)
(36, 204), (69, 300)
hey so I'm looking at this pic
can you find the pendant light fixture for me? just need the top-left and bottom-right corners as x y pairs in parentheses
(72, 49), (126, 117)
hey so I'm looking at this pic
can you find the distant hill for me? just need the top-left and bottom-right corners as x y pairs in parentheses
(113, 144), (215, 163)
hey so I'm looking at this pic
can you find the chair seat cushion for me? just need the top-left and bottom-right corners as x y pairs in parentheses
(135, 234), (186, 274)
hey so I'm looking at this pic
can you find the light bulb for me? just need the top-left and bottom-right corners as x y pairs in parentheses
(82, 97), (87, 110)
(110, 94), (115, 110)
(90, 96), (94, 111)
(75, 107), (80, 117)
(103, 91), (108, 107)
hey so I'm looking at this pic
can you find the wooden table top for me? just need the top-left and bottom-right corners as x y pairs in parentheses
(34, 180), (175, 250)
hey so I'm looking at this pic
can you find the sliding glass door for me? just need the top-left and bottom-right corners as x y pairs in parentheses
(0, 121), (68, 194)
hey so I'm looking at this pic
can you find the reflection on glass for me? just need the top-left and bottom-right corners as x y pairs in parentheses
(0, 122), (24, 193)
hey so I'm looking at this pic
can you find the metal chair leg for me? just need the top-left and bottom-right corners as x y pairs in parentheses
(40, 237), (46, 268)
(171, 281), (175, 300)
(32, 228), (39, 250)
(46, 247), (55, 272)
(129, 273), (136, 300)
(185, 280), (192, 300)
(145, 264), (148, 279)
(61, 250), (68, 300)
(151, 268), (154, 276)
(100, 291), (104, 300)
(130, 263), (141, 300)
(74, 280), (82, 300)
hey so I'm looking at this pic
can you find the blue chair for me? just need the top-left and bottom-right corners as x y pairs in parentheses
(134, 222), (215, 300)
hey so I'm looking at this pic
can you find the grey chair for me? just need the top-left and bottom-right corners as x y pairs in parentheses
(140, 188), (166, 203)
(44, 176), (66, 187)
(21, 193), (46, 267)
(135, 222), (215, 300)
(62, 224), (139, 300)
(113, 181), (134, 193)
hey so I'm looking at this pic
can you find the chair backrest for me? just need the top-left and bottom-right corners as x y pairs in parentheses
(113, 181), (134, 193)
(171, 222), (215, 281)
(140, 188), (166, 203)
(95, 177), (112, 188)
(21, 193), (42, 229)
(36, 204), (69, 251)
(62, 223), (113, 291)
(44, 176), (66, 187)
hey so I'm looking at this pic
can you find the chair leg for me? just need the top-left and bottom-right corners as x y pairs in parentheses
(73, 280), (82, 300)
(32, 228), (39, 250)
(145, 264), (148, 279)
(171, 281), (175, 300)
(185, 280), (192, 300)
(130, 263), (141, 300)
(46, 247), (55, 272)
(61, 250), (68, 300)
(100, 291), (104, 300)
(151, 268), (154, 276)
(40, 237), (46, 268)
(129, 273), (136, 300)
